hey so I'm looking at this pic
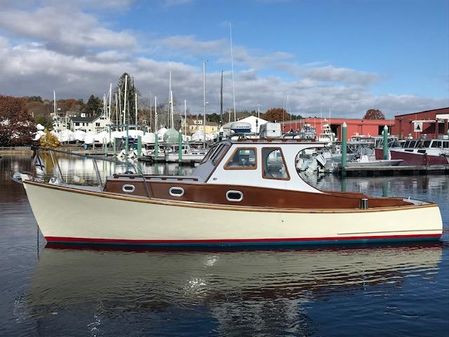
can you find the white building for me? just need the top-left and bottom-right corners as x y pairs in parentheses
(70, 113), (112, 133)
(222, 115), (268, 135)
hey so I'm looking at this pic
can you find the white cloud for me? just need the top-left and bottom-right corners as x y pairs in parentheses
(0, 2), (446, 119)
(0, 6), (136, 54)
(302, 65), (379, 86)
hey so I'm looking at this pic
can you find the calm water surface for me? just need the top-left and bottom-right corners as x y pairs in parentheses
(1, 154), (448, 336)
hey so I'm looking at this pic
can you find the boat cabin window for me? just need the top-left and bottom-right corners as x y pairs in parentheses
(211, 143), (230, 165)
(224, 147), (257, 170)
(422, 140), (431, 148)
(431, 141), (441, 148)
(409, 140), (417, 148)
(262, 147), (290, 180)
(444, 141), (449, 148)
(200, 143), (230, 166)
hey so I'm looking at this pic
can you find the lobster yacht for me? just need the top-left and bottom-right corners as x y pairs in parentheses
(21, 138), (443, 248)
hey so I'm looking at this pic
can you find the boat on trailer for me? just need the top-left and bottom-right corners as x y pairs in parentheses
(21, 138), (443, 248)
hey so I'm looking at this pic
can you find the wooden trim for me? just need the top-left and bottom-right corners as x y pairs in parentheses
(223, 146), (258, 170)
(24, 180), (439, 214)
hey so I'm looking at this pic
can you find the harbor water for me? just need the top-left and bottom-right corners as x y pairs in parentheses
(1, 154), (448, 336)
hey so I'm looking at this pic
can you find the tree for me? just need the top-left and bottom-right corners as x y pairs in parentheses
(116, 72), (140, 125)
(364, 109), (385, 120)
(35, 115), (53, 129)
(207, 113), (221, 124)
(58, 98), (84, 113)
(262, 108), (288, 122)
(0, 96), (35, 146)
(83, 95), (102, 115)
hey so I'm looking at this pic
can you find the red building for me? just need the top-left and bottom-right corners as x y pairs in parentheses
(281, 118), (394, 141)
(392, 107), (449, 139)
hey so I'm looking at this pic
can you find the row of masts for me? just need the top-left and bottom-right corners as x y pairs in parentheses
(53, 23), (240, 135)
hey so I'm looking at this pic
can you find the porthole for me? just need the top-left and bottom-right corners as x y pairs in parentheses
(122, 184), (135, 193)
(226, 190), (243, 202)
(169, 187), (184, 197)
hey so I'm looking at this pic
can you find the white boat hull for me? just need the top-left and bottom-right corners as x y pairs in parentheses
(23, 181), (443, 248)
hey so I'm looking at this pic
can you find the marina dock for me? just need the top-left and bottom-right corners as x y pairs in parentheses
(338, 164), (449, 176)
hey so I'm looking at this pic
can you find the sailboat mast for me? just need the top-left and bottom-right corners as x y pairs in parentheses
(154, 96), (158, 132)
(184, 99), (187, 138)
(135, 93), (138, 127)
(108, 83), (112, 120)
(220, 70), (223, 127)
(170, 90), (174, 129)
(202, 61), (207, 141)
(123, 74), (128, 125)
(118, 90), (122, 126)
(53, 90), (56, 115)
(230, 23), (236, 122)
(115, 93), (118, 126)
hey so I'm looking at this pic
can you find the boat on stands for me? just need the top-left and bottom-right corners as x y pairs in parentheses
(375, 138), (449, 165)
(20, 138), (443, 248)
(143, 143), (208, 164)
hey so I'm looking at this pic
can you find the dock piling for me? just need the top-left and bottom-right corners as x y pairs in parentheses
(178, 132), (183, 162)
(383, 125), (389, 160)
(341, 122), (347, 175)
(137, 135), (142, 158)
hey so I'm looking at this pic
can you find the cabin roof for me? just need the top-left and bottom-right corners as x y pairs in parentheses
(70, 115), (101, 123)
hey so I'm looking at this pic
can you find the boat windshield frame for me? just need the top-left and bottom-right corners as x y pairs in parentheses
(200, 142), (230, 166)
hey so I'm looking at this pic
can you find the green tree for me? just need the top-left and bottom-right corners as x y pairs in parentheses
(116, 72), (140, 125)
(207, 113), (221, 124)
(35, 115), (53, 129)
(83, 95), (102, 115)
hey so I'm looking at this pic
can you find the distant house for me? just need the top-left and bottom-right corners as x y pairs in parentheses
(70, 113), (111, 133)
(182, 118), (219, 135)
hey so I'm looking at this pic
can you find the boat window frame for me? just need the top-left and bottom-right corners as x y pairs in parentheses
(226, 190), (243, 202)
(431, 141), (441, 148)
(200, 143), (230, 166)
(122, 184), (136, 193)
(261, 147), (291, 181)
(169, 187), (185, 197)
(224, 147), (258, 170)
(200, 145), (216, 164)
(211, 143), (231, 166)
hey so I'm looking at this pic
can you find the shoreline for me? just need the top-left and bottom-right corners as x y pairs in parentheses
(0, 146), (32, 155)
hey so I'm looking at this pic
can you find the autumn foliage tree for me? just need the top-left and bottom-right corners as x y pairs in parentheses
(0, 96), (35, 146)
(363, 109), (385, 120)
(262, 108), (288, 122)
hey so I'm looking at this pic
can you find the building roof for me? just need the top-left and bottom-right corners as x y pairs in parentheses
(395, 107), (449, 118)
(70, 115), (101, 123)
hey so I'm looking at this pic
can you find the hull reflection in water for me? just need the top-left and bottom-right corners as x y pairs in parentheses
(27, 245), (442, 336)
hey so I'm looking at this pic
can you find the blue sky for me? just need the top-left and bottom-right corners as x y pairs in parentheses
(0, 0), (448, 117)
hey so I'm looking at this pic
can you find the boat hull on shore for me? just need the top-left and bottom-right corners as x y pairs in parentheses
(23, 180), (443, 248)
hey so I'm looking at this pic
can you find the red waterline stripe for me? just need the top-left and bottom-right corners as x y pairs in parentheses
(45, 234), (442, 244)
